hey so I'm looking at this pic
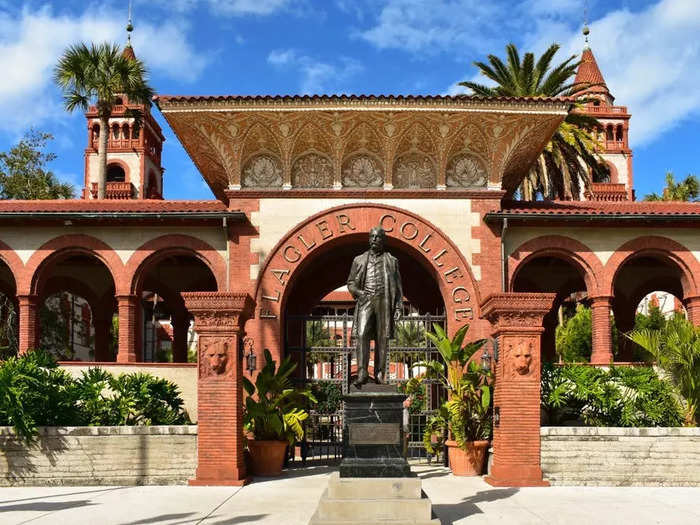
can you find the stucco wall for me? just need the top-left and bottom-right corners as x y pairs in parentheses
(251, 198), (482, 280)
(59, 363), (198, 422)
(0, 426), (197, 486)
(541, 427), (700, 486)
(0, 225), (227, 267)
(506, 226), (700, 266)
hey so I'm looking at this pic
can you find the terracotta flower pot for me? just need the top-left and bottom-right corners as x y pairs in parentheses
(446, 440), (489, 476)
(247, 439), (288, 476)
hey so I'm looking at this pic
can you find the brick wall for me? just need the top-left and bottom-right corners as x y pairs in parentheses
(541, 427), (700, 486)
(0, 426), (197, 486)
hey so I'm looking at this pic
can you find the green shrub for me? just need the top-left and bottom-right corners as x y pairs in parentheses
(310, 381), (343, 414)
(0, 349), (190, 443)
(541, 363), (684, 427)
(555, 304), (592, 362)
(397, 377), (427, 414)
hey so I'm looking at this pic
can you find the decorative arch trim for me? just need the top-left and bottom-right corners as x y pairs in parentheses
(508, 235), (603, 295)
(604, 236), (700, 297)
(22, 234), (123, 296)
(125, 234), (227, 295)
(0, 240), (23, 292)
(255, 202), (482, 336)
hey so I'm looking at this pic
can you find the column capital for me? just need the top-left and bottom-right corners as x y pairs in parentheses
(182, 291), (255, 335)
(17, 294), (39, 305)
(480, 293), (555, 334)
(590, 295), (613, 306)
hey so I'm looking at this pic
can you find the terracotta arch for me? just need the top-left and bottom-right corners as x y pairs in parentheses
(508, 235), (603, 296)
(604, 236), (700, 298)
(106, 158), (130, 184)
(250, 202), (485, 363)
(21, 234), (124, 296)
(0, 240), (23, 293)
(125, 234), (227, 295)
(605, 161), (619, 184)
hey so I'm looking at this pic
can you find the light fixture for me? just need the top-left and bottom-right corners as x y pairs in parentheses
(481, 346), (491, 372)
(246, 347), (257, 373)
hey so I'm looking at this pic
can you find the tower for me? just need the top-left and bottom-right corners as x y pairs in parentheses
(82, 13), (165, 200)
(576, 25), (634, 201)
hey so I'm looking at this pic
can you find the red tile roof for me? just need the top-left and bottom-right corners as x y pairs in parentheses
(575, 48), (609, 95)
(0, 199), (229, 214)
(493, 200), (700, 217)
(155, 94), (573, 104)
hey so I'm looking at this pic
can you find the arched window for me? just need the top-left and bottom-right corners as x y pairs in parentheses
(122, 123), (130, 140)
(593, 100), (600, 107)
(115, 97), (123, 105)
(112, 124), (120, 140)
(606, 124), (614, 141)
(616, 124), (624, 142)
(106, 164), (126, 183)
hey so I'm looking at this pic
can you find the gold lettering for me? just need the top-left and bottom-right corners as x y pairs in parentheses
(271, 269), (290, 285)
(444, 267), (463, 284)
(379, 214), (396, 232)
(455, 308), (474, 321)
(400, 221), (418, 240)
(316, 220), (333, 240)
(452, 286), (470, 304)
(336, 214), (355, 233)
(433, 248), (447, 267)
(283, 245), (302, 263)
(297, 234), (316, 251)
(418, 233), (432, 253)
(262, 290), (281, 302)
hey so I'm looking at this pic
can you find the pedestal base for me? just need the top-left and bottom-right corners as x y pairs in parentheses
(308, 472), (439, 525)
(340, 388), (410, 478)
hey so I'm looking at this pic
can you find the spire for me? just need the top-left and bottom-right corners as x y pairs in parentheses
(122, 0), (136, 61)
(574, 22), (612, 100)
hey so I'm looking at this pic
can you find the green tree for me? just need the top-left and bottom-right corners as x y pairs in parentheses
(555, 304), (592, 362)
(460, 43), (607, 200)
(643, 172), (699, 202)
(54, 42), (154, 199)
(0, 130), (74, 199)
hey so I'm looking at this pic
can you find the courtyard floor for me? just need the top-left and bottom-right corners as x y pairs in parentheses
(2, 465), (699, 525)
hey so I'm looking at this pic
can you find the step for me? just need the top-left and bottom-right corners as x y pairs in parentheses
(327, 472), (422, 499)
(316, 493), (432, 522)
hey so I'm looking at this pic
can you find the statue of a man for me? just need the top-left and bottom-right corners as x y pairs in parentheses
(347, 226), (403, 386)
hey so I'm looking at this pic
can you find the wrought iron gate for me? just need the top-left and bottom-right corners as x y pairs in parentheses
(286, 312), (446, 464)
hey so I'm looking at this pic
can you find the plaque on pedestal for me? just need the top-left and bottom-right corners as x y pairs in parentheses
(339, 384), (412, 478)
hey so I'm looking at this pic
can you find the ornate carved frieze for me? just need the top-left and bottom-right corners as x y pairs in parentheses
(480, 293), (555, 332)
(181, 291), (255, 333)
(292, 153), (334, 188)
(393, 153), (436, 189)
(242, 154), (283, 188)
(446, 154), (487, 188)
(342, 155), (384, 188)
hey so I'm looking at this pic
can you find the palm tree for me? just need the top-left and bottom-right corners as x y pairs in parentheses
(54, 42), (154, 199)
(644, 172), (699, 202)
(460, 43), (608, 200)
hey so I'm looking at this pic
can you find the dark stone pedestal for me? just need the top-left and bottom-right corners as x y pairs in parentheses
(339, 384), (412, 478)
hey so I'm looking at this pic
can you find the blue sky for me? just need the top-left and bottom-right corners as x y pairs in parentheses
(0, 0), (698, 200)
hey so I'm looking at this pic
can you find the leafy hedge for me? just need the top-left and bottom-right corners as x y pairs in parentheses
(541, 363), (684, 427)
(0, 349), (190, 443)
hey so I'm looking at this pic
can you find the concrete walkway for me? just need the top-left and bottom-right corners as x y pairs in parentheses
(2, 465), (699, 525)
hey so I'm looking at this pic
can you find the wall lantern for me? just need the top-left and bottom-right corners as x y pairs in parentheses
(245, 347), (257, 373)
(480, 346), (492, 372)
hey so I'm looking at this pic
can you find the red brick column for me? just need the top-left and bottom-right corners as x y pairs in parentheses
(684, 295), (700, 326)
(17, 295), (39, 355)
(171, 311), (190, 363)
(480, 293), (555, 487)
(590, 295), (614, 364)
(182, 291), (254, 486)
(116, 295), (139, 363)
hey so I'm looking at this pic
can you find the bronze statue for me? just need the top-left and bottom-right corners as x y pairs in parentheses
(347, 226), (403, 386)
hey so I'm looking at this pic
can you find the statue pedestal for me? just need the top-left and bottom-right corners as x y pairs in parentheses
(339, 385), (411, 478)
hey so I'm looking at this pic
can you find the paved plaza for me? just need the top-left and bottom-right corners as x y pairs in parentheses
(2, 465), (699, 525)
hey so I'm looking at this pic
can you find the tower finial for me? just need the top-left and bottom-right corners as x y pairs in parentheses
(582, 0), (590, 49)
(126, 0), (134, 45)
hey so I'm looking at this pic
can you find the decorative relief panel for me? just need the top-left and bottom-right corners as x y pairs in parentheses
(199, 338), (232, 378)
(446, 154), (487, 188)
(292, 153), (334, 188)
(504, 336), (537, 380)
(242, 154), (283, 188)
(342, 155), (384, 188)
(392, 153), (436, 189)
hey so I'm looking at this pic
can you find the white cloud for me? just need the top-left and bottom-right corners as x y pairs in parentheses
(267, 49), (364, 94)
(144, 0), (293, 16)
(0, 5), (208, 135)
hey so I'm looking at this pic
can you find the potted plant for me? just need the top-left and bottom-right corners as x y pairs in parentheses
(242, 349), (316, 476)
(421, 323), (491, 476)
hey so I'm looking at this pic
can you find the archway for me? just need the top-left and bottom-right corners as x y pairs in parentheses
(0, 257), (18, 358)
(250, 203), (484, 369)
(33, 253), (116, 361)
(133, 252), (218, 362)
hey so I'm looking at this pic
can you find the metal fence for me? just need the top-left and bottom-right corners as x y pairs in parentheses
(286, 312), (446, 464)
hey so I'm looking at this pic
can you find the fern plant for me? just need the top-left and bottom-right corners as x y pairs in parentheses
(243, 349), (317, 444)
(420, 324), (490, 450)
